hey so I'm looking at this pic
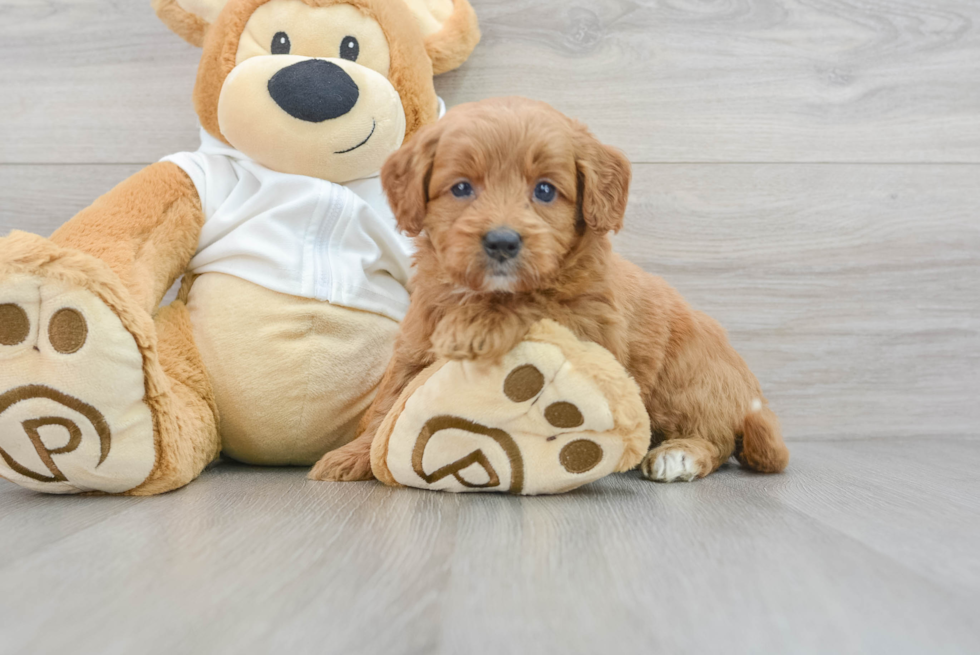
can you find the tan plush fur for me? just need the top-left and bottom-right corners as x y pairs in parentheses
(523, 321), (650, 473)
(3, 0), (480, 494)
(368, 318), (652, 489)
(0, 232), (220, 495)
(424, 0), (480, 75)
(161, 0), (479, 77)
(136, 300), (221, 495)
(50, 162), (206, 316)
(312, 97), (790, 483)
(152, 0), (213, 47)
(368, 359), (445, 485)
(187, 273), (398, 465)
(194, 0), (440, 145)
(368, 320), (651, 494)
(4, 20), (212, 496)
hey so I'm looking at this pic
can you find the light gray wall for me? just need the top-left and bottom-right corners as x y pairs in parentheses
(1, 0), (977, 441)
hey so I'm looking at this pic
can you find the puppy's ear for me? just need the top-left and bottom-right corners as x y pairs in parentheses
(382, 123), (442, 237)
(575, 126), (632, 234)
(152, 0), (229, 47)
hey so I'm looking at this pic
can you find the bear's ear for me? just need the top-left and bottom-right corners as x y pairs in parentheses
(402, 0), (481, 75)
(152, 0), (230, 47)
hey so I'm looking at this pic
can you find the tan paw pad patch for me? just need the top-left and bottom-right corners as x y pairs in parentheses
(0, 276), (155, 494)
(374, 320), (650, 495)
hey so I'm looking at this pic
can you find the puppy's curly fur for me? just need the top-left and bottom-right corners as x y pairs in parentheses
(311, 97), (789, 484)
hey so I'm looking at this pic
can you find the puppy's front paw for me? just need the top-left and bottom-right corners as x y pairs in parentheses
(429, 326), (477, 361)
(433, 334), (517, 361)
(309, 441), (375, 482)
(431, 316), (526, 362)
(641, 441), (712, 483)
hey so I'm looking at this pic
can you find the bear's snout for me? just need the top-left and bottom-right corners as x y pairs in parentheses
(267, 59), (359, 123)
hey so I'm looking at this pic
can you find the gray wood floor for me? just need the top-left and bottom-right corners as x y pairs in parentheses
(1, 0), (978, 653)
(1, 440), (979, 654)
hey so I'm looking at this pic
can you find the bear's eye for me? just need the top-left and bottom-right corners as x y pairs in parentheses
(533, 181), (557, 204)
(271, 32), (291, 55)
(340, 36), (359, 62)
(451, 181), (474, 199)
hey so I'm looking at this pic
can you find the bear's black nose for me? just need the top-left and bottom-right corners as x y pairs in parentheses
(267, 59), (359, 123)
(483, 228), (523, 263)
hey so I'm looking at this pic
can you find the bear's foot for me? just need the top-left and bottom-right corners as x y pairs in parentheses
(0, 235), (157, 494)
(371, 320), (651, 495)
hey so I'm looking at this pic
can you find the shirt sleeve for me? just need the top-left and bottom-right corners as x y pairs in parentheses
(161, 149), (239, 220)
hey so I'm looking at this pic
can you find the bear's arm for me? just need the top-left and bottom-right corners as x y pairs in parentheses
(50, 162), (205, 315)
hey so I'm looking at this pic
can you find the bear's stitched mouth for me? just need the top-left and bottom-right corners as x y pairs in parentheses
(334, 119), (377, 154)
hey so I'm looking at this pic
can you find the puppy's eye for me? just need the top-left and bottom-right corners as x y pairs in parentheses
(451, 181), (475, 199)
(341, 36), (359, 62)
(271, 32), (291, 55)
(534, 181), (557, 203)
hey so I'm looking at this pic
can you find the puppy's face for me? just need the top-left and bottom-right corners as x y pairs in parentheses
(383, 97), (632, 293)
(423, 103), (580, 292)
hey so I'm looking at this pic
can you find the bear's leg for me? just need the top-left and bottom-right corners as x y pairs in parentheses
(135, 300), (220, 495)
(0, 233), (219, 495)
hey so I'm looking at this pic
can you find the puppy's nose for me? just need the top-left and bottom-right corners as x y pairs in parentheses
(268, 60), (359, 123)
(483, 228), (523, 263)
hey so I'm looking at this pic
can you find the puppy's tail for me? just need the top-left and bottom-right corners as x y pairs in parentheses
(735, 399), (789, 473)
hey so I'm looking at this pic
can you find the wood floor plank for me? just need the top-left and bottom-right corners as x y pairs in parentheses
(617, 163), (980, 441)
(1, 440), (978, 655)
(436, 467), (977, 655)
(2, 1), (979, 164)
(0, 486), (140, 566)
(762, 439), (980, 597)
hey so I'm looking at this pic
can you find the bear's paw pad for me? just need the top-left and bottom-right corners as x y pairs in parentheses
(374, 321), (649, 495)
(0, 275), (155, 494)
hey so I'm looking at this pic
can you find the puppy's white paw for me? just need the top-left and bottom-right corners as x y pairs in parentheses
(641, 446), (704, 483)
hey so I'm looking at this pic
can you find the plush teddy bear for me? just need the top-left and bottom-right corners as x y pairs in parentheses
(0, 0), (479, 495)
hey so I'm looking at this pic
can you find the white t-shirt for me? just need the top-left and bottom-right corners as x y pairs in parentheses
(161, 102), (444, 323)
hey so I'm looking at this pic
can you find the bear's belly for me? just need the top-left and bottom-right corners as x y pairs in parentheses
(186, 272), (398, 465)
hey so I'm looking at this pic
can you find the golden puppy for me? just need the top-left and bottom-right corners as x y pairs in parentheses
(311, 97), (789, 484)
